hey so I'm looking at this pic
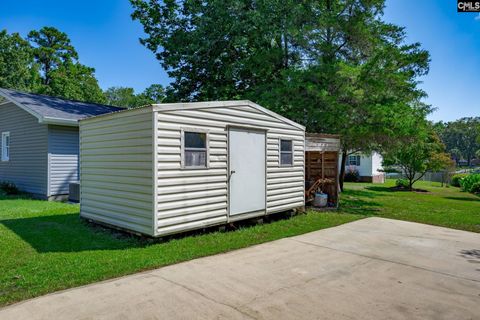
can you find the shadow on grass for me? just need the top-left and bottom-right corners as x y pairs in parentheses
(365, 186), (395, 193)
(0, 193), (34, 201)
(339, 186), (387, 215)
(1, 210), (301, 254)
(340, 201), (382, 215)
(444, 196), (480, 202)
(0, 213), (150, 253)
(343, 188), (388, 199)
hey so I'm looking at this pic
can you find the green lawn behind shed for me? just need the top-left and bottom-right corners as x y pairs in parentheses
(341, 180), (480, 233)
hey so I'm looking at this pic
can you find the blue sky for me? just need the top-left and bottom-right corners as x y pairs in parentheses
(0, 0), (478, 122)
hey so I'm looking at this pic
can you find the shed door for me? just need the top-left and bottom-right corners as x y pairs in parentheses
(228, 128), (266, 216)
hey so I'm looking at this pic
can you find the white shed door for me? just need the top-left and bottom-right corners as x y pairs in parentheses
(229, 128), (266, 216)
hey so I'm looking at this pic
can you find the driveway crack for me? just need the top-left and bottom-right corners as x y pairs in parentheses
(151, 274), (258, 319)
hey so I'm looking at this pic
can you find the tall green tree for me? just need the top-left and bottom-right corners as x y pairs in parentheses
(0, 30), (39, 91)
(131, 0), (309, 101)
(47, 62), (106, 103)
(26, 26), (105, 103)
(27, 27), (78, 86)
(436, 117), (480, 166)
(383, 123), (452, 190)
(104, 87), (138, 108)
(139, 84), (166, 104)
(131, 0), (431, 190)
(104, 84), (165, 108)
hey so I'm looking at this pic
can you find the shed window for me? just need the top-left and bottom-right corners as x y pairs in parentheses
(183, 131), (207, 168)
(347, 155), (361, 166)
(1, 132), (9, 162)
(280, 139), (293, 166)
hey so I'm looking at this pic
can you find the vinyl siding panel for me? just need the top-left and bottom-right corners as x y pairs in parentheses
(79, 108), (154, 236)
(155, 104), (305, 236)
(371, 152), (384, 175)
(79, 102), (304, 237)
(48, 125), (79, 195)
(0, 102), (48, 196)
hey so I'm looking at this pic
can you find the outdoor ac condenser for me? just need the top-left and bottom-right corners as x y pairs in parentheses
(69, 182), (80, 203)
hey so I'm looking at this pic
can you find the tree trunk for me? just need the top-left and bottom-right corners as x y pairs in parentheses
(339, 150), (347, 192)
(408, 180), (414, 191)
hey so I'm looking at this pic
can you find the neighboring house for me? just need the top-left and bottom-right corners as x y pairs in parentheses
(344, 152), (385, 183)
(0, 88), (122, 200)
(79, 101), (305, 236)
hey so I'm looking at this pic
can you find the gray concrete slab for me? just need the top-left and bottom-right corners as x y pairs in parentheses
(1, 217), (479, 320)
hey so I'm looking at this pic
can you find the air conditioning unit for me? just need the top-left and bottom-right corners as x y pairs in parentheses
(69, 181), (80, 203)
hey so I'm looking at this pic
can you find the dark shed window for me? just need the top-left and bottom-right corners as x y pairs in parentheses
(183, 131), (207, 168)
(280, 139), (293, 166)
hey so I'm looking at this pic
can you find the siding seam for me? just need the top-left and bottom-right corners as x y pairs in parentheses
(152, 110), (159, 236)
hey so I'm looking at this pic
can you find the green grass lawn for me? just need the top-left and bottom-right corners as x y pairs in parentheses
(340, 180), (480, 233)
(0, 194), (360, 307)
(0, 179), (478, 306)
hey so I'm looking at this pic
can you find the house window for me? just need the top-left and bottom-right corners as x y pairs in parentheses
(183, 131), (207, 168)
(1, 132), (9, 162)
(280, 139), (293, 166)
(347, 155), (361, 166)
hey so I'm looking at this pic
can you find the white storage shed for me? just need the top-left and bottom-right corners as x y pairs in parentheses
(79, 101), (305, 236)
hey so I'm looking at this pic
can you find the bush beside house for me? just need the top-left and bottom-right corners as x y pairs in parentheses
(395, 179), (410, 189)
(344, 167), (360, 182)
(0, 181), (19, 195)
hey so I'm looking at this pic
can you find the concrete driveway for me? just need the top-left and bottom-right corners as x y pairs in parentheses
(1, 217), (480, 320)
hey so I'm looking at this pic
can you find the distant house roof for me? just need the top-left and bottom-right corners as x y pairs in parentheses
(0, 88), (123, 126)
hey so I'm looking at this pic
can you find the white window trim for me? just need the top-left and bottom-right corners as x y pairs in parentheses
(347, 155), (361, 166)
(1, 132), (9, 162)
(180, 128), (210, 169)
(279, 138), (294, 167)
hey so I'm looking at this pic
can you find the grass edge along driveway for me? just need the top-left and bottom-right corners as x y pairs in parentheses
(0, 179), (478, 306)
(0, 199), (361, 307)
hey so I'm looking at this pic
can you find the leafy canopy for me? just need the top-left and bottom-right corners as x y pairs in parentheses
(104, 84), (166, 108)
(27, 27), (105, 103)
(131, 0), (431, 189)
(0, 30), (40, 92)
(383, 122), (452, 190)
(0, 27), (105, 104)
(435, 117), (480, 166)
(27, 27), (79, 86)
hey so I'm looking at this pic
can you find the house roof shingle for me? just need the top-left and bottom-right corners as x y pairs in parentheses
(0, 88), (123, 125)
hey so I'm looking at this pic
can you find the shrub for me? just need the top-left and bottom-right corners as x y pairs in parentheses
(460, 174), (480, 193)
(470, 182), (480, 194)
(0, 181), (20, 195)
(395, 178), (410, 188)
(451, 174), (468, 187)
(344, 167), (360, 182)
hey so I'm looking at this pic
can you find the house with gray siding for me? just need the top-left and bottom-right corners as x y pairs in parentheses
(0, 88), (122, 200)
